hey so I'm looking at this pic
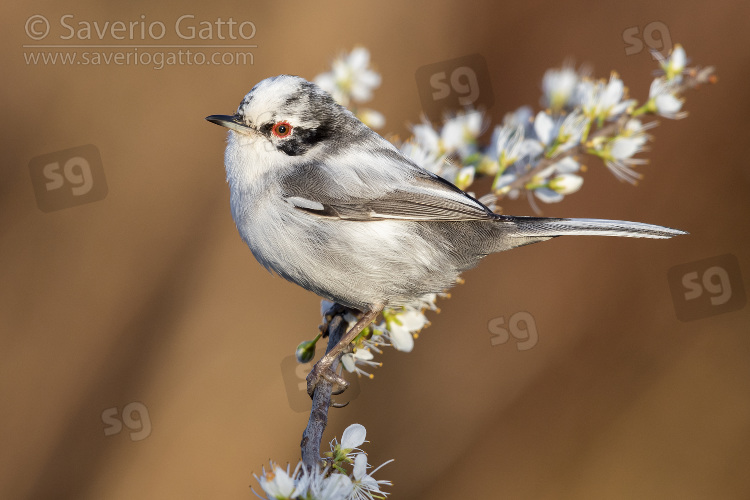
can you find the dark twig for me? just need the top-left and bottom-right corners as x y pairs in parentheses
(300, 309), (348, 469)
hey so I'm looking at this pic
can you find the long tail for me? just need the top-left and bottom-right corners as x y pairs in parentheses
(490, 215), (687, 252)
(502, 216), (687, 239)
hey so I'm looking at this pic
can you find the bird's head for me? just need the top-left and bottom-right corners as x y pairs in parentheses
(206, 75), (351, 158)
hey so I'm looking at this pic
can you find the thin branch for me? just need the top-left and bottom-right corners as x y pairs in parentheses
(674, 66), (716, 93)
(300, 310), (347, 469)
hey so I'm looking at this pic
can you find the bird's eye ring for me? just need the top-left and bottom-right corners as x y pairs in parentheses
(272, 121), (293, 138)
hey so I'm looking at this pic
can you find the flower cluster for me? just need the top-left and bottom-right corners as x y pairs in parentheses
(314, 47), (385, 129)
(300, 44), (713, 379)
(307, 299), (435, 380)
(403, 111), (485, 190)
(253, 424), (392, 500)
(399, 44), (709, 209)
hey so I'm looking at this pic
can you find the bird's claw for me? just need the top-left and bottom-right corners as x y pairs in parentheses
(306, 362), (349, 398)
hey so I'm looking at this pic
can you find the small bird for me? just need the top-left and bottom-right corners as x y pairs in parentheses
(206, 75), (685, 396)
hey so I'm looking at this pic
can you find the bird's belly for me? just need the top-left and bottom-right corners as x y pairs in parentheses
(237, 204), (470, 310)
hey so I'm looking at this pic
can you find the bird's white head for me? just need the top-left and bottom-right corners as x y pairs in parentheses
(206, 75), (356, 191)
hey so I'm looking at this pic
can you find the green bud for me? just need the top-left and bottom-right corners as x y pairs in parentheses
(295, 337), (319, 363)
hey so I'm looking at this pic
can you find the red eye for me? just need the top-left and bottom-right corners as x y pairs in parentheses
(272, 121), (292, 138)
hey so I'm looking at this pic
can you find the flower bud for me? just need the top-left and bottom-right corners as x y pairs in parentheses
(295, 339), (317, 363)
(549, 173), (584, 195)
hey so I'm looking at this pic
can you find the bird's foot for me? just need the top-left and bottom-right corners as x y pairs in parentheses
(306, 360), (349, 398)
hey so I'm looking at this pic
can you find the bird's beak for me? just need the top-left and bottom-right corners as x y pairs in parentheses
(205, 114), (257, 136)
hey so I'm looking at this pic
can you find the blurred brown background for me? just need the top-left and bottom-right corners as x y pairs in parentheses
(2, 0), (749, 498)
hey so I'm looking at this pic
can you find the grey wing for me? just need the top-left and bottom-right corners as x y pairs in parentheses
(279, 154), (495, 222)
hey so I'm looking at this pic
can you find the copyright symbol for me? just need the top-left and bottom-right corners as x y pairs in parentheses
(25, 15), (50, 40)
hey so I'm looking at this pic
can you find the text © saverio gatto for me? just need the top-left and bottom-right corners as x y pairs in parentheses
(29, 14), (256, 41)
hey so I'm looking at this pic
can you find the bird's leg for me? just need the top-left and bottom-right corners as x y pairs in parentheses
(306, 306), (383, 398)
(318, 302), (350, 338)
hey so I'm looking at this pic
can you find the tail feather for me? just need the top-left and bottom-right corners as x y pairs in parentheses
(499, 216), (687, 240)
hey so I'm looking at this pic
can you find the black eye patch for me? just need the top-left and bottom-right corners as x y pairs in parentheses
(270, 123), (334, 157)
(259, 122), (274, 136)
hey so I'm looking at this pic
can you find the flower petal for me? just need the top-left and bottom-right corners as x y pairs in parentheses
(533, 111), (555, 145)
(341, 423), (366, 449)
(388, 322), (414, 352)
(534, 187), (564, 203)
(353, 453), (368, 480)
(550, 173), (583, 195)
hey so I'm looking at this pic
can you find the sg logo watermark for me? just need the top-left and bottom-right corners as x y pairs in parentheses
(668, 254), (746, 321)
(488, 311), (538, 351)
(102, 401), (151, 441)
(622, 21), (672, 59)
(415, 53), (494, 122)
(28, 144), (107, 212)
(280, 355), (360, 413)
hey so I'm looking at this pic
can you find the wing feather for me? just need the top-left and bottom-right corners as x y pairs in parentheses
(280, 156), (494, 222)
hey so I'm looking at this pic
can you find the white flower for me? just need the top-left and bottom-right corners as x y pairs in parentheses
(318, 473), (354, 500)
(533, 187), (564, 203)
(340, 423), (367, 450)
(385, 309), (429, 353)
(599, 135), (648, 184)
(356, 108), (385, 129)
(532, 156), (583, 188)
(550, 156), (581, 174)
(558, 111), (589, 147)
(342, 348), (381, 378)
(253, 462), (357, 500)
(412, 110), (484, 161)
(502, 105), (534, 130)
(648, 78), (686, 119)
(255, 464), (297, 500)
(411, 120), (441, 156)
(622, 118), (654, 148)
(533, 111), (556, 146)
(492, 172), (518, 195)
(549, 173), (584, 195)
(487, 124), (527, 170)
(658, 44), (687, 81)
(327, 423), (368, 469)
(531, 111), (588, 158)
(303, 468), (353, 500)
(454, 166), (475, 190)
(350, 453), (393, 500)
(440, 110), (484, 159)
(327, 423), (366, 464)
(314, 47), (381, 107)
(542, 64), (580, 110)
(279, 463), (328, 500)
(386, 320), (413, 352)
(399, 309), (430, 330)
(609, 136), (642, 160)
(410, 292), (439, 311)
(253, 424), (393, 500)
(576, 73), (634, 122)
(399, 141), (450, 177)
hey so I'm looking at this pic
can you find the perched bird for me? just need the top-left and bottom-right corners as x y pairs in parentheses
(206, 75), (685, 396)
